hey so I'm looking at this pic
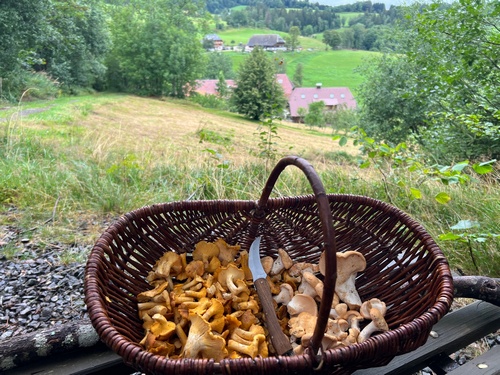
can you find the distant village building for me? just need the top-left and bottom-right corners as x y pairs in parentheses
(246, 34), (286, 52)
(288, 84), (357, 123)
(203, 34), (224, 51)
(193, 78), (357, 124)
(194, 74), (293, 98)
(276, 73), (294, 99)
(194, 79), (236, 96)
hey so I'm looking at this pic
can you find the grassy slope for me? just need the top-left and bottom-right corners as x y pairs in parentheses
(217, 27), (376, 91)
(227, 49), (374, 90)
(2, 94), (499, 275)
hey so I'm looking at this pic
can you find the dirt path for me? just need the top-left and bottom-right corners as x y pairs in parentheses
(0, 106), (53, 122)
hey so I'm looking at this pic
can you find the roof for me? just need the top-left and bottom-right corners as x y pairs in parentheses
(288, 86), (357, 117)
(247, 34), (285, 47)
(194, 75), (293, 97)
(194, 80), (236, 96)
(276, 74), (294, 98)
(204, 34), (222, 41)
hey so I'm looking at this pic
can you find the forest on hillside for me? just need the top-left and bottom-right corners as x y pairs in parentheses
(0, 0), (498, 161)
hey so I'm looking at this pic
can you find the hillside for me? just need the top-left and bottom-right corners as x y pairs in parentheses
(9, 94), (358, 170)
(216, 28), (377, 90)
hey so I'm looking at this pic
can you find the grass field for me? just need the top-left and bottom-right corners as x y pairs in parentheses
(217, 28), (325, 50)
(226, 49), (375, 90)
(1, 94), (499, 276)
(216, 27), (377, 91)
(337, 12), (364, 27)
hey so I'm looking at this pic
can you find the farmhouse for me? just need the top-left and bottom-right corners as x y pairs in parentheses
(246, 34), (286, 51)
(276, 73), (294, 99)
(288, 84), (356, 123)
(194, 79), (236, 96)
(203, 34), (224, 51)
(194, 74), (293, 97)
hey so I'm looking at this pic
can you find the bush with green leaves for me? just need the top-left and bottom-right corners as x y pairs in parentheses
(189, 93), (229, 110)
(356, 0), (500, 161)
(335, 126), (499, 275)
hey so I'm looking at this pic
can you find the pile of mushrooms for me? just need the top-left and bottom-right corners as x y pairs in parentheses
(266, 249), (389, 354)
(136, 239), (390, 360)
(137, 239), (269, 360)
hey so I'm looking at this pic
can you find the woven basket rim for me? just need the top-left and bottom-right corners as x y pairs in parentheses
(84, 186), (454, 373)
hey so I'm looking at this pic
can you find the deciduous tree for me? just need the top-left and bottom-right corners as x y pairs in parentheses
(288, 26), (301, 51)
(357, 0), (500, 160)
(106, 0), (205, 97)
(304, 101), (326, 127)
(323, 30), (342, 50)
(204, 53), (235, 79)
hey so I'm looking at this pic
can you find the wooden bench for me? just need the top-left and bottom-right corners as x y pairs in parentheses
(354, 300), (500, 375)
(5, 300), (500, 375)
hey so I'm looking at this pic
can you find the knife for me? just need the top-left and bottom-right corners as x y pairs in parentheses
(249, 236), (293, 356)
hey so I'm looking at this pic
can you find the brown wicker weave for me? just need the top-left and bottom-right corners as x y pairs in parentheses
(84, 156), (454, 375)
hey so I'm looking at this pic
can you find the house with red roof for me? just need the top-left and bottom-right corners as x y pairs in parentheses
(288, 84), (357, 123)
(194, 79), (236, 96)
(276, 74), (294, 99)
(194, 74), (293, 98)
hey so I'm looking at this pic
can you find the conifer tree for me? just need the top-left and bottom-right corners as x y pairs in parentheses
(231, 47), (285, 120)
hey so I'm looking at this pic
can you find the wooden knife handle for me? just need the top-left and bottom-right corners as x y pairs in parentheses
(254, 278), (293, 356)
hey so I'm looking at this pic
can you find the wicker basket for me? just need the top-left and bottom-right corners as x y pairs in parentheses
(84, 156), (454, 375)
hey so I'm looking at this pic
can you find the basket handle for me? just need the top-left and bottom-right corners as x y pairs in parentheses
(252, 155), (337, 359)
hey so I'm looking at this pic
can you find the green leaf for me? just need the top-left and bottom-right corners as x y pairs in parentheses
(379, 145), (391, 153)
(435, 192), (452, 204)
(359, 160), (370, 169)
(450, 220), (480, 230)
(438, 232), (463, 241)
(339, 136), (348, 146)
(410, 188), (422, 199)
(472, 163), (493, 175)
(451, 161), (469, 172)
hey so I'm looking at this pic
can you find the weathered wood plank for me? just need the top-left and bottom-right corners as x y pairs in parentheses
(353, 301), (500, 375)
(448, 345), (500, 375)
(0, 319), (100, 372)
(3, 342), (134, 375)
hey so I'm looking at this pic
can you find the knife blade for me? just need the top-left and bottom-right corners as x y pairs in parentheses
(249, 236), (293, 356)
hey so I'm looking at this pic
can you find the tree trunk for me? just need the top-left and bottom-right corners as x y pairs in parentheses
(453, 276), (500, 307)
(0, 319), (99, 372)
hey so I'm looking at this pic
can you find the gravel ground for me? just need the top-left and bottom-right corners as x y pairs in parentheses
(0, 224), (498, 374)
(0, 226), (89, 340)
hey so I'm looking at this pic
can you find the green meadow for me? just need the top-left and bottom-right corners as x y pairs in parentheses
(216, 27), (377, 91)
(337, 12), (364, 27)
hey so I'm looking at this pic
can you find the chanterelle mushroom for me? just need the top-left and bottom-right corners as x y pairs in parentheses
(287, 293), (318, 317)
(182, 313), (228, 361)
(288, 312), (317, 338)
(320, 251), (366, 310)
(150, 252), (183, 280)
(149, 313), (176, 341)
(358, 306), (389, 343)
(299, 271), (323, 299)
(217, 263), (249, 296)
(273, 283), (294, 305)
(270, 249), (294, 276)
(215, 238), (240, 266)
(192, 241), (220, 272)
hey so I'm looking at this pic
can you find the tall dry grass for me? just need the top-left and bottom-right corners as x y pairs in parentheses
(1, 94), (498, 276)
